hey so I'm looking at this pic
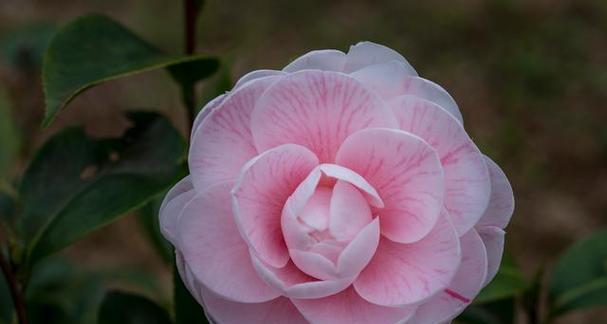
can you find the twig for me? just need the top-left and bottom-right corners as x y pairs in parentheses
(183, 0), (199, 132)
(0, 251), (27, 324)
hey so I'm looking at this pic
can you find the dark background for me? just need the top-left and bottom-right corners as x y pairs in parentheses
(1, 0), (606, 323)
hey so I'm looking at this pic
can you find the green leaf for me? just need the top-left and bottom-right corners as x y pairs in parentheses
(457, 298), (515, 324)
(475, 254), (527, 303)
(174, 262), (208, 324)
(168, 58), (219, 90)
(98, 291), (171, 324)
(0, 86), (19, 182)
(138, 196), (173, 264)
(20, 112), (186, 266)
(42, 14), (218, 127)
(25, 257), (105, 324)
(549, 230), (607, 316)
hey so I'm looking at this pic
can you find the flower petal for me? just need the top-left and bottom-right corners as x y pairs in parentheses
(283, 49), (347, 72)
(251, 70), (394, 163)
(329, 180), (374, 241)
(320, 164), (383, 208)
(410, 229), (488, 323)
(251, 257), (353, 299)
(351, 61), (462, 123)
(336, 217), (380, 278)
(350, 60), (416, 99)
(477, 226), (505, 286)
(177, 182), (280, 302)
(335, 128), (445, 243)
(292, 286), (416, 324)
(200, 287), (308, 324)
(233, 144), (319, 267)
(477, 156), (514, 229)
(344, 41), (417, 75)
(289, 249), (337, 280)
(159, 176), (195, 245)
(390, 96), (490, 235)
(191, 94), (226, 142)
(189, 75), (280, 190)
(234, 69), (285, 90)
(354, 210), (461, 306)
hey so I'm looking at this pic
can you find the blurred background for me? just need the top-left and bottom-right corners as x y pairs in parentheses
(1, 0), (606, 322)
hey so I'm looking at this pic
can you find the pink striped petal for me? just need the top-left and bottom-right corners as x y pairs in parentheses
(292, 287), (416, 324)
(477, 156), (514, 229)
(251, 257), (353, 299)
(233, 144), (319, 268)
(344, 41), (417, 75)
(177, 182), (280, 302)
(251, 70), (395, 163)
(200, 287), (307, 324)
(410, 229), (488, 323)
(354, 211), (461, 306)
(189, 75), (280, 190)
(390, 96), (490, 235)
(477, 226), (505, 286)
(159, 176), (195, 245)
(335, 128), (445, 243)
(283, 49), (347, 72)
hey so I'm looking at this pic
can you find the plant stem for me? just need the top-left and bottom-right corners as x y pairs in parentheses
(0, 251), (27, 324)
(183, 0), (198, 131)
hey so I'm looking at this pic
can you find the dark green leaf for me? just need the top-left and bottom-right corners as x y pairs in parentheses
(0, 86), (19, 182)
(174, 262), (208, 324)
(25, 257), (105, 324)
(549, 230), (607, 315)
(457, 298), (516, 324)
(475, 254), (527, 303)
(20, 112), (186, 266)
(0, 190), (15, 226)
(168, 58), (219, 89)
(98, 291), (171, 324)
(42, 14), (218, 127)
(138, 196), (173, 264)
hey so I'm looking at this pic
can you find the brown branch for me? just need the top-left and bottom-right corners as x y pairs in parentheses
(0, 252), (27, 324)
(183, 0), (199, 129)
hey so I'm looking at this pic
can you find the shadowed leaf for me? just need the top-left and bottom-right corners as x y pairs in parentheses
(98, 291), (171, 324)
(549, 230), (607, 316)
(20, 112), (186, 266)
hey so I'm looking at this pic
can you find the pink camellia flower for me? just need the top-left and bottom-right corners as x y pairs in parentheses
(160, 41), (514, 324)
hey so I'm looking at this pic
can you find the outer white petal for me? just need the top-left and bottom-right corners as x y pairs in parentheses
(344, 41), (418, 75)
(283, 49), (347, 72)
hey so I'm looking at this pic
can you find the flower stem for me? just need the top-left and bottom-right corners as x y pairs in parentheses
(0, 250), (27, 324)
(183, 0), (198, 132)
